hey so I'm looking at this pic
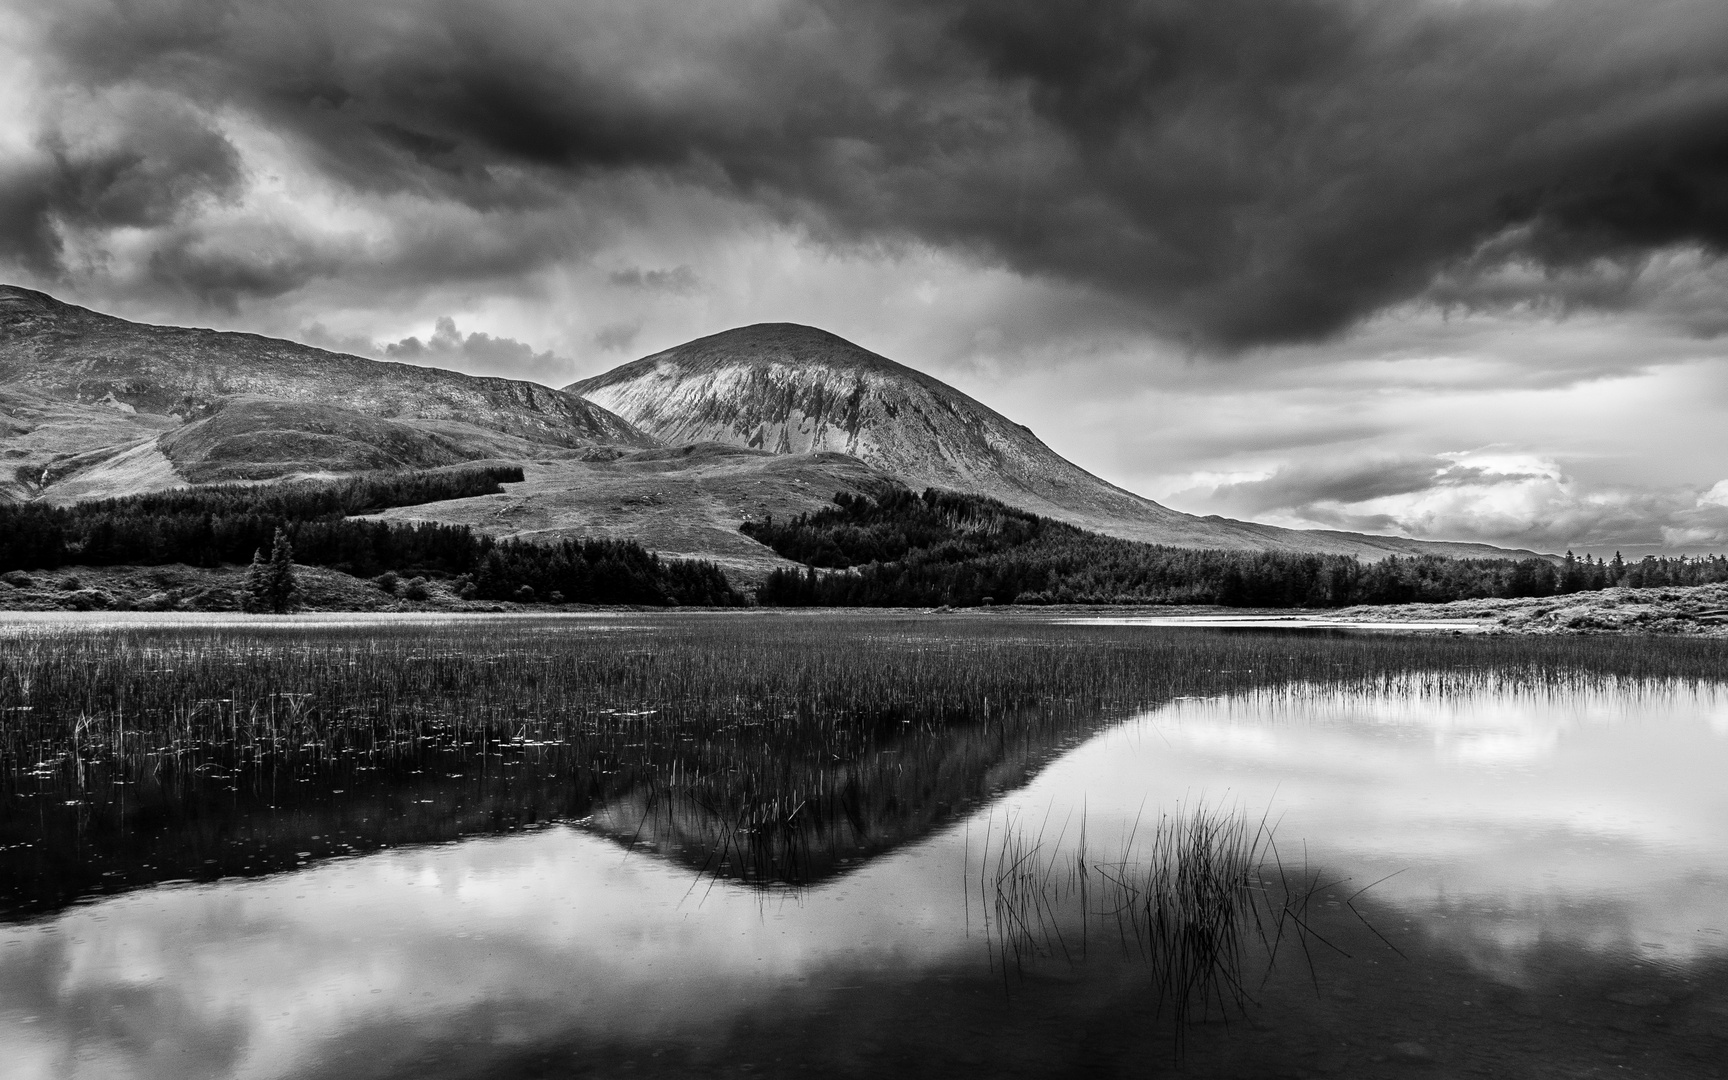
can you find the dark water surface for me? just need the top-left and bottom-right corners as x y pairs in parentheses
(2, 615), (1726, 1078)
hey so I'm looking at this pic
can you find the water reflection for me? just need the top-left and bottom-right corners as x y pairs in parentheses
(0, 819), (999, 1078)
(1112, 681), (1728, 967)
(4, 678), (1728, 1077)
(0, 702), (1104, 921)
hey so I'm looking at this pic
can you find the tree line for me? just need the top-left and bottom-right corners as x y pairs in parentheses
(0, 466), (523, 573)
(0, 466), (742, 607)
(471, 537), (739, 606)
(743, 488), (1728, 608)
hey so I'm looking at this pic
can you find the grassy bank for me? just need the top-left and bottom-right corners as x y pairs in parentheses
(1332, 582), (1728, 635)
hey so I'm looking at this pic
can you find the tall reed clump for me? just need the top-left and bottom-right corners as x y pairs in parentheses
(975, 803), (1334, 1056)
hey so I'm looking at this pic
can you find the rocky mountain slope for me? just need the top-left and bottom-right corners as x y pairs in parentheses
(0, 286), (651, 500)
(569, 323), (1182, 521)
(569, 324), (1536, 560)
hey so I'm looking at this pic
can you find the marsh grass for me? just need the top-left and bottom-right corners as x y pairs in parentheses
(8, 617), (1724, 760)
(3, 614), (1726, 915)
(974, 802), (1374, 1056)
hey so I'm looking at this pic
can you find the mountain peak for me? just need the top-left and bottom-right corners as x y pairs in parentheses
(609, 323), (921, 382)
(568, 323), (1189, 528)
(680, 322), (861, 347)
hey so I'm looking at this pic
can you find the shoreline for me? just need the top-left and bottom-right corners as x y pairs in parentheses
(2, 563), (1725, 635)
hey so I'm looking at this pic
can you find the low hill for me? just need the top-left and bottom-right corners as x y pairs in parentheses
(0, 285), (653, 500)
(745, 488), (1629, 608)
(365, 443), (904, 583)
(568, 324), (1538, 560)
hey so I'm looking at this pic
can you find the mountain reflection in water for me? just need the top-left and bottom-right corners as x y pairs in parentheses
(0, 700), (1103, 920)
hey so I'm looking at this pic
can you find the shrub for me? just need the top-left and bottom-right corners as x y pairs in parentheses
(402, 577), (430, 602)
(375, 571), (400, 594)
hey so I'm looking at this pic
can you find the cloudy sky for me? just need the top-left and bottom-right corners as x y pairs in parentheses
(4, 0), (1728, 555)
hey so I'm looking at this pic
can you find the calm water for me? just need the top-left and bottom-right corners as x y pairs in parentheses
(3, 628), (1727, 1077)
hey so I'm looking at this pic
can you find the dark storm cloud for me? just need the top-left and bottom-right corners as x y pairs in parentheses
(0, 92), (241, 275)
(932, 0), (1728, 344)
(17, 0), (1728, 346)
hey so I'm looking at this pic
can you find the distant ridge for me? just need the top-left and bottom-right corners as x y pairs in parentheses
(569, 323), (1540, 560)
(0, 285), (653, 499)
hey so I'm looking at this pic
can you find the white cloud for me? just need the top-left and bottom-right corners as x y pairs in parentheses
(1164, 448), (1703, 554)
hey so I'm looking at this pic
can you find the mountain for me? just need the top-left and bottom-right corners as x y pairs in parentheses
(568, 324), (1536, 560)
(0, 288), (1537, 564)
(567, 323), (1202, 527)
(0, 285), (651, 500)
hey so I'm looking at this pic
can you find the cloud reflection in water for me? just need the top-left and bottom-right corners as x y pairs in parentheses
(1109, 682), (1728, 972)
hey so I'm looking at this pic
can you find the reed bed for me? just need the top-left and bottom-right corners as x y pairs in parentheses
(6, 616), (1724, 759)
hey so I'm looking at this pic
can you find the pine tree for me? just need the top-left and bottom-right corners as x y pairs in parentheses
(243, 547), (270, 613)
(245, 527), (300, 613)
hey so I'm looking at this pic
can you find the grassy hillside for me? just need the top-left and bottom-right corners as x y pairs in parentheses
(365, 443), (904, 583)
(157, 398), (555, 482)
